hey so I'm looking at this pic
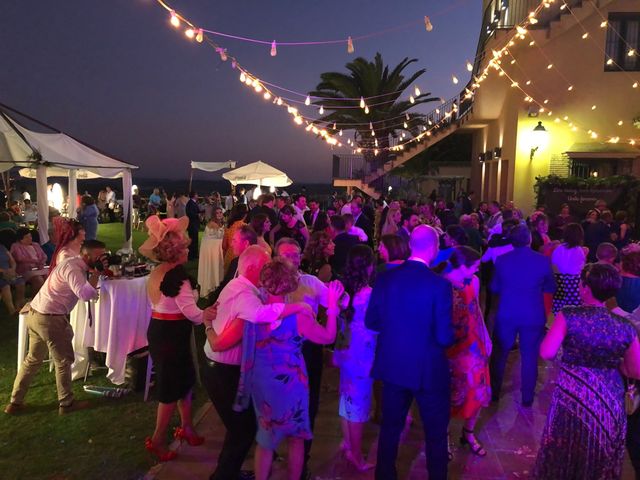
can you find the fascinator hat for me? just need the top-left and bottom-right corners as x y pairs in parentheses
(138, 215), (189, 261)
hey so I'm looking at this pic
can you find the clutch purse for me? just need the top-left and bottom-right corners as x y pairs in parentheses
(625, 378), (640, 415)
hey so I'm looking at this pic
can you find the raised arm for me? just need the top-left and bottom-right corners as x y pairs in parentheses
(297, 280), (343, 344)
(540, 312), (567, 360)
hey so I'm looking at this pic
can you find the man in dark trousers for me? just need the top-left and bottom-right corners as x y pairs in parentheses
(185, 191), (200, 260)
(365, 225), (454, 480)
(329, 215), (361, 276)
(350, 197), (373, 247)
(490, 224), (556, 407)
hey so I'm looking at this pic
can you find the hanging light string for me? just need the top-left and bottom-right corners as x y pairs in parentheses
(152, 0), (478, 154)
(585, 0), (640, 57)
(562, 1), (639, 88)
(194, 0), (471, 49)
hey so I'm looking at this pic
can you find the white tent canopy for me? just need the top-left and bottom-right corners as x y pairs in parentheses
(222, 160), (292, 187)
(190, 161), (236, 172)
(0, 110), (137, 250)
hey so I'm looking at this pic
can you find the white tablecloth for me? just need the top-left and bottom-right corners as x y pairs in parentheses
(72, 275), (151, 384)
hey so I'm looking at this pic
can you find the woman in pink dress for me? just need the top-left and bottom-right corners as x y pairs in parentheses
(437, 246), (491, 458)
(11, 228), (48, 294)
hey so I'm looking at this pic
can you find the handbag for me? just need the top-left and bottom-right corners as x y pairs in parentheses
(625, 377), (640, 415)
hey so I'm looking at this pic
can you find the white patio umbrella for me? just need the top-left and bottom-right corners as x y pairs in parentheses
(222, 160), (293, 188)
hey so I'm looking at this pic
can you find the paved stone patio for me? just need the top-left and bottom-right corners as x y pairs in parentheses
(146, 355), (634, 480)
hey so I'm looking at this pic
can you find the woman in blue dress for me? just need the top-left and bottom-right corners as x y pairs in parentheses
(236, 259), (344, 480)
(333, 245), (377, 471)
(534, 263), (640, 479)
(78, 195), (99, 240)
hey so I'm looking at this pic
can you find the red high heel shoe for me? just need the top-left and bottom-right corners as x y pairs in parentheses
(173, 427), (205, 446)
(144, 437), (177, 462)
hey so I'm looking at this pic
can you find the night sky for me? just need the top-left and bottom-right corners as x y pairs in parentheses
(0, 0), (481, 184)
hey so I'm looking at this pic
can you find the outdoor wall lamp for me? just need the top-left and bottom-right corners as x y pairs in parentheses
(529, 121), (549, 160)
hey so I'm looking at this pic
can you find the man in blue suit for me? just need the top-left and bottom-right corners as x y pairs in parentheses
(490, 224), (556, 407)
(365, 225), (454, 480)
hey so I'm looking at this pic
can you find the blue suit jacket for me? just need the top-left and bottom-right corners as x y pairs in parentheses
(365, 260), (454, 392)
(491, 247), (556, 326)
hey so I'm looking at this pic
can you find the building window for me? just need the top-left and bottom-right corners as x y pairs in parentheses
(605, 13), (640, 72)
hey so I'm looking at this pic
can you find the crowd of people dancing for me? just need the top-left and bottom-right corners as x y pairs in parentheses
(5, 184), (640, 480)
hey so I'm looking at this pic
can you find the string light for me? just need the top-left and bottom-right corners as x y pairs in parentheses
(305, 95), (311, 106)
(319, 106), (324, 115)
(347, 36), (354, 53)
(196, 28), (203, 43)
(270, 40), (277, 57)
(466, 61), (473, 72)
(364, 105), (370, 114)
(359, 97), (365, 109)
(452, 75), (459, 84)
(424, 16), (433, 32)
(170, 10), (180, 27)
(409, 96), (415, 104)
(414, 86), (421, 96)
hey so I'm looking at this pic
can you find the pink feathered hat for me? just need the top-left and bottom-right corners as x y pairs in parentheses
(138, 215), (189, 260)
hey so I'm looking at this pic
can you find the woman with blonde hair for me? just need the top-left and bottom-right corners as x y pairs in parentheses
(381, 207), (401, 236)
(139, 216), (209, 461)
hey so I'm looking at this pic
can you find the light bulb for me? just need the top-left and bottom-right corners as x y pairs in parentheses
(601, 21), (608, 28)
(359, 97), (365, 109)
(369, 122), (373, 130)
(319, 106), (324, 115)
(607, 58), (614, 65)
(239, 72), (246, 82)
(333, 123), (336, 129)
(305, 124), (312, 132)
(403, 122), (408, 128)
(582, 32), (589, 39)
(196, 29), (203, 43)
(634, 82), (639, 88)
(414, 86), (421, 96)
(371, 130), (375, 137)
(629, 49), (637, 57)
(543, 99), (549, 104)
(270, 40), (277, 57)
(347, 36), (354, 53)
(170, 11), (180, 28)
(185, 28), (195, 39)
(254, 84), (263, 93)
(364, 105), (370, 114)
(567, 85), (574, 91)
(276, 97), (283, 106)
(305, 96), (311, 106)
(547, 63), (553, 69)
(452, 75), (459, 84)
(591, 105), (597, 110)
(618, 120), (624, 126)
(405, 113), (410, 121)
(409, 96), (415, 104)
(294, 116), (303, 125)
(424, 16), (433, 32)
(263, 92), (271, 100)
(339, 130), (343, 136)
(374, 149), (379, 156)
(466, 61), (473, 72)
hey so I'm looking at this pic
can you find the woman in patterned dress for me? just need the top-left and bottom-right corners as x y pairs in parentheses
(534, 263), (640, 479)
(333, 245), (377, 471)
(551, 223), (588, 313)
(438, 246), (491, 458)
(238, 259), (344, 480)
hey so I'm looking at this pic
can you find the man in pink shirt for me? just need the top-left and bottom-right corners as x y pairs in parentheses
(5, 239), (107, 415)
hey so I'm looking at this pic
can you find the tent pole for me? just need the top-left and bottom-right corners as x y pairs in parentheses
(188, 169), (193, 193)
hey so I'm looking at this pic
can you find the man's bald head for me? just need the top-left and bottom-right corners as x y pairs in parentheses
(409, 225), (439, 263)
(238, 245), (271, 285)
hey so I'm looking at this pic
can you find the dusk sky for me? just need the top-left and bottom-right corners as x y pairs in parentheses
(0, 0), (481, 185)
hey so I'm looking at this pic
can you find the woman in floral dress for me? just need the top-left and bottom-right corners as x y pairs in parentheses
(535, 263), (640, 479)
(438, 246), (491, 458)
(236, 259), (344, 480)
(333, 245), (377, 471)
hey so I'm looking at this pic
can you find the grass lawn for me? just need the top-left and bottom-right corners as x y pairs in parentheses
(0, 223), (209, 480)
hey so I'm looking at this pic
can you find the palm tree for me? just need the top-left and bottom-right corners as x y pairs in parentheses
(308, 53), (438, 191)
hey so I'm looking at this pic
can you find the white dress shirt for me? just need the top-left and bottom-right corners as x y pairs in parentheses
(30, 255), (98, 315)
(287, 273), (328, 315)
(204, 275), (285, 365)
(349, 226), (368, 242)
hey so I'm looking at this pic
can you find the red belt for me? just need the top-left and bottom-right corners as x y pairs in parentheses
(151, 311), (186, 321)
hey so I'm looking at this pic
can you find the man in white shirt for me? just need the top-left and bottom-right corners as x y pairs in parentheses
(202, 246), (312, 480)
(5, 239), (106, 415)
(343, 213), (368, 242)
(105, 186), (117, 222)
(293, 193), (308, 224)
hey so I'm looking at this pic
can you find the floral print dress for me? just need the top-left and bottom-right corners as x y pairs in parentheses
(446, 283), (492, 419)
(236, 315), (312, 450)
